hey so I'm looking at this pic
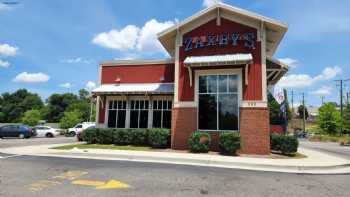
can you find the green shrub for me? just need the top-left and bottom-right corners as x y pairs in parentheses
(113, 129), (132, 145)
(98, 128), (114, 144)
(148, 128), (170, 148)
(188, 131), (211, 153)
(270, 134), (282, 151)
(280, 136), (298, 155)
(82, 128), (99, 144)
(130, 129), (148, 145)
(270, 134), (298, 155)
(219, 132), (240, 155)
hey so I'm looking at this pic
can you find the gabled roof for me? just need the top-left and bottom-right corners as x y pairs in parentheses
(157, 3), (288, 57)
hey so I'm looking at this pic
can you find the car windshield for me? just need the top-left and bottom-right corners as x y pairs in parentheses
(75, 124), (82, 128)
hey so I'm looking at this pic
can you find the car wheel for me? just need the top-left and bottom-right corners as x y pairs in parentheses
(18, 134), (25, 139)
(46, 133), (54, 138)
(70, 131), (76, 137)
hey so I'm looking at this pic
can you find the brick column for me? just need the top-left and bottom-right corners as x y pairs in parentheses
(171, 107), (197, 150)
(239, 107), (270, 155)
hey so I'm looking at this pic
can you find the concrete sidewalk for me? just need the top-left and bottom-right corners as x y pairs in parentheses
(1, 143), (350, 174)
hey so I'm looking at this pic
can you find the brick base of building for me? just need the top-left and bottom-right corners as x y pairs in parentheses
(171, 107), (197, 150)
(239, 107), (270, 155)
(171, 107), (270, 155)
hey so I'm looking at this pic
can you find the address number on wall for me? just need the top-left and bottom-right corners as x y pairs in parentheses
(241, 101), (267, 108)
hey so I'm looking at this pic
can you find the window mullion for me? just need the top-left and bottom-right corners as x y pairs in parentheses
(216, 75), (219, 131)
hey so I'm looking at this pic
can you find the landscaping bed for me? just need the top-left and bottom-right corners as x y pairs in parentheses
(308, 135), (350, 145)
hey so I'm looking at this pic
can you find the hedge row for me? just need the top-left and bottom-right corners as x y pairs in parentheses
(81, 128), (170, 148)
(270, 134), (298, 155)
(188, 131), (240, 155)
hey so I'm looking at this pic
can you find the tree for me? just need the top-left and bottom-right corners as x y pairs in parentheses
(45, 93), (78, 122)
(78, 89), (90, 101)
(268, 93), (292, 125)
(0, 89), (43, 123)
(343, 104), (350, 134)
(59, 110), (83, 129)
(317, 103), (341, 135)
(22, 109), (41, 126)
(298, 105), (309, 120)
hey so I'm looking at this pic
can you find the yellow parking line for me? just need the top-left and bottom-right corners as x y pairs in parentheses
(72, 179), (105, 187)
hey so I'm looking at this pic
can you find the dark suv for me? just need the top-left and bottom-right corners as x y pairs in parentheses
(0, 125), (32, 139)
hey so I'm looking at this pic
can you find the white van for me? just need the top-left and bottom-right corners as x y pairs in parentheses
(67, 122), (95, 136)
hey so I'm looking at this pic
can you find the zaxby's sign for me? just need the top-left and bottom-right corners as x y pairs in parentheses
(184, 32), (256, 52)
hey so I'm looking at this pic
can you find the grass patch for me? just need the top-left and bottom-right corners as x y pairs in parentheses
(52, 143), (154, 151)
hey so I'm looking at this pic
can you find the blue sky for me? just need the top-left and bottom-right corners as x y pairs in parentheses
(0, 0), (349, 107)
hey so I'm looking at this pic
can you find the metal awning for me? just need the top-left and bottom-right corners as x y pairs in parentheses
(184, 54), (253, 67)
(92, 83), (174, 95)
(266, 57), (288, 85)
(184, 54), (253, 87)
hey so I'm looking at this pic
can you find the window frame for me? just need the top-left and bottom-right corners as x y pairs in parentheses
(195, 68), (242, 132)
(107, 99), (127, 128)
(152, 99), (172, 129)
(129, 99), (149, 129)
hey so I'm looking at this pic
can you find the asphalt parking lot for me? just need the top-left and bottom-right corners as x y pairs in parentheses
(0, 155), (349, 197)
(0, 136), (76, 148)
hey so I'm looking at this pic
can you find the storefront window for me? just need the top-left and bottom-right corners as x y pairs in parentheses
(130, 100), (149, 128)
(107, 100), (126, 128)
(152, 100), (172, 129)
(198, 74), (239, 131)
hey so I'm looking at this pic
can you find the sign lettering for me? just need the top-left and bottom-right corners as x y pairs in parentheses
(184, 33), (256, 52)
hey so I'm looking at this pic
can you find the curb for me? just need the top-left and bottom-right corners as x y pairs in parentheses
(24, 151), (350, 175)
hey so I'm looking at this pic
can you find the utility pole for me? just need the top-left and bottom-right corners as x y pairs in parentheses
(302, 92), (306, 132)
(347, 92), (349, 105)
(289, 90), (295, 130)
(335, 79), (350, 135)
(321, 96), (325, 105)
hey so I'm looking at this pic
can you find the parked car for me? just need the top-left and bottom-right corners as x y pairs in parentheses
(77, 125), (96, 141)
(32, 126), (60, 138)
(0, 125), (32, 139)
(67, 122), (95, 136)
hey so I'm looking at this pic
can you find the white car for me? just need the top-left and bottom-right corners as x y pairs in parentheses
(33, 126), (60, 138)
(68, 122), (95, 136)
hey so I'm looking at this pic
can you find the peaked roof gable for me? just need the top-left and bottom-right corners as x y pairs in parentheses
(157, 3), (288, 57)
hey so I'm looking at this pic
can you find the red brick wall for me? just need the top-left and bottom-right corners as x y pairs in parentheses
(239, 107), (270, 155)
(171, 107), (197, 150)
(101, 63), (174, 84)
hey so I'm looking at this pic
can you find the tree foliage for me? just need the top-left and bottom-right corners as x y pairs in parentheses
(298, 105), (309, 119)
(0, 89), (43, 122)
(268, 94), (291, 125)
(22, 109), (41, 126)
(317, 103), (341, 135)
(343, 104), (350, 134)
(59, 110), (83, 129)
(45, 93), (78, 122)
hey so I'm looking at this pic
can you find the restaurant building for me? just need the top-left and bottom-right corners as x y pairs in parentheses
(92, 3), (288, 155)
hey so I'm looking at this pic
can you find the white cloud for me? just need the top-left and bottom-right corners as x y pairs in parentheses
(311, 86), (332, 96)
(61, 57), (92, 64)
(0, 59), (10, 68)
(85, 81), (96, 90)
(277, 66), (341, 88)
(0, 3), (12, 12)
(278, 57), (298, 69)
(314, 66), (342, 81)
(0, 43), (18, 56)
(136, 19), (175, 54)
(203, 0), (222, 8)
(92, 25), (139, 50)
(277, 74), (314, 88)
(93, 19), (175, 55)
(13, 72), (50, 83)
(59, 82), (72, 88)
